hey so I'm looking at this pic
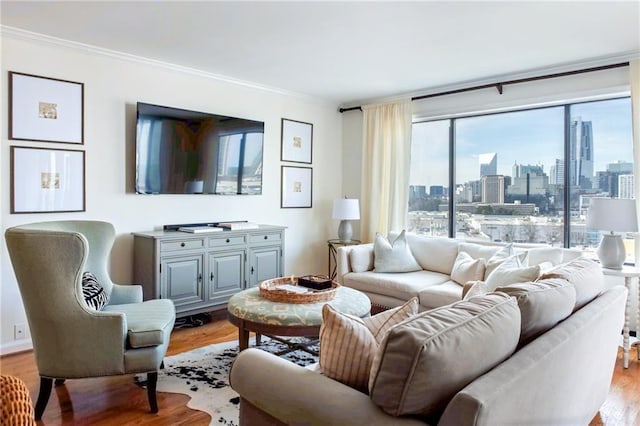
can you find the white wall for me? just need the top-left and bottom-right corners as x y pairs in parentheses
(1, 32), (344, 354)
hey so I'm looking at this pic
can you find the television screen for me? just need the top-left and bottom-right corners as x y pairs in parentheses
(135, 102), (264, 194)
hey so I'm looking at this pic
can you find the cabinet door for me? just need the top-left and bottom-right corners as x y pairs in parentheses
(249, 246), (281, 287)
(161, 254), (205, 312)
(208, 250), (245, 305)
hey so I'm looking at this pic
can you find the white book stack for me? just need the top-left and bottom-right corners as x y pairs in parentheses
(178, 226), (224, 233)
(218, 222), (260, 230)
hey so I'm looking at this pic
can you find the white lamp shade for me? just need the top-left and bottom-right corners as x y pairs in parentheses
(332, 198), (360, 220)
(587, 198), (638, 233)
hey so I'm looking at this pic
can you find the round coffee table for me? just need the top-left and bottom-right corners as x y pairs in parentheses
(227, 286), (371, 353)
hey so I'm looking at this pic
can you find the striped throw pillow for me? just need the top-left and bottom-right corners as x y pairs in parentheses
(82, 272), (109, 310)
(319, 297), (418, 391)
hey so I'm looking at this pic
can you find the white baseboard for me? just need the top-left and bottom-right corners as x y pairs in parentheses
(1, 339), (33, 356)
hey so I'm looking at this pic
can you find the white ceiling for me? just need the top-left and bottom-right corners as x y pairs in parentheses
(1, 1), (639, 105)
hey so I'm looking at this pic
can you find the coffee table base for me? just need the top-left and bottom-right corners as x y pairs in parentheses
(227, 313), (321, 353)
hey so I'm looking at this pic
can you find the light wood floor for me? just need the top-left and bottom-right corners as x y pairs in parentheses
(2, 315), (639, 425)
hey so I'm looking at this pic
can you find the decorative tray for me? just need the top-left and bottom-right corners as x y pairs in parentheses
(259, 276), (340, 304)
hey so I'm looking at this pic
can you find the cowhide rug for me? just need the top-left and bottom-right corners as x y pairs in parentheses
(136, 337), (318, 426)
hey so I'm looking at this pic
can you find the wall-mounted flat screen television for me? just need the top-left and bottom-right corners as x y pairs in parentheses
(135, 102), (264, 194)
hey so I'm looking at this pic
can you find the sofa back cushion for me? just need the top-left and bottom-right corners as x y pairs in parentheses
(495, 278), (576, 347)
(390, 231), (460, 275)
(368, 292), (520, 417)
(539, 257), (603, 311)
(374, 231), (421, 273)
(485, 253), (541, 291)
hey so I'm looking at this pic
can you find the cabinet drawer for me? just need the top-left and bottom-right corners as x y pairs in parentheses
(209, 235), (246, 248)
(249, 233), (282, 244)
(161, 239), (204, 252)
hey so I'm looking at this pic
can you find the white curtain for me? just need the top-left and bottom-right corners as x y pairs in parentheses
(631, 59), (640, 264)
(360, 100), (412, 243)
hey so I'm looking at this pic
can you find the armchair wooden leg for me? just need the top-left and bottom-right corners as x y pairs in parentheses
(54, 378), (66, 386)
(147, 372), (158, 413)
(160, 361), (165, 370)
(35, 377), (53, 421)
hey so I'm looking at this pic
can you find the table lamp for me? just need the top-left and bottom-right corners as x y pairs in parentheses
(332, 198), (360, 241)
(586, 198), (638, 270)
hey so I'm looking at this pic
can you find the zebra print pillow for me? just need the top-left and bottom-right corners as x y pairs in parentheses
(82, 272), (109, 310)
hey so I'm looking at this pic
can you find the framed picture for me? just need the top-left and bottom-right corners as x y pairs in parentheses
(9, 71), (84, 144)
(11, 146), (86, 214)
(281, 118), (312, 164)
(281, 166), (312, 208)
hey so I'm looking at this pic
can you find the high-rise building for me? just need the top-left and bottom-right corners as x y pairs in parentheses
(569, 117), (594, 189)
(513, 162), (544, 178)
(481, 175), (505, 204)
(549, 159), (565, 186)
(596, 171), (620, 197)
(479, 153), (497, 178)
(607, 161), (633, 174)
(619, 174), (634, 199)
(429, 185), (445, 197)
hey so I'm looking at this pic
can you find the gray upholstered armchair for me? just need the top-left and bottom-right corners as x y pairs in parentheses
(4, 220), (176, 420)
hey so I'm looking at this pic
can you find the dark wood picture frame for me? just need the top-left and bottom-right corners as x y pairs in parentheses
(10, 146), (86, 214)
(281, 165), (312, 208)
(9, 71), (84, 144)
(281, 118), (313, 164)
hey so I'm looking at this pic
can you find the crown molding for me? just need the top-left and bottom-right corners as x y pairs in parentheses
(1, 25), (337, 107)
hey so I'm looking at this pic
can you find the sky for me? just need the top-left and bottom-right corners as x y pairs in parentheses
(410, 97), (633, 188)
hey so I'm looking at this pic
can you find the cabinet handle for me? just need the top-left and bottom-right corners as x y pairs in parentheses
(226, 238), (230, 243)
(251, 266), (254, 274)
(210, 272), (214, 281)
(180, 242), (186, 247)
(264, 235), (268, 240)
(198, 274), (202, 283)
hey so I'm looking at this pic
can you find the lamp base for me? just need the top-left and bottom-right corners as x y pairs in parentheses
(597, 233), (626, 270)
(337, 220), (353, 242)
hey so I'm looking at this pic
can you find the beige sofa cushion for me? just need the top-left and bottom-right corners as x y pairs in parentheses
(418, 280), (463, 310)
(539, 257), (603, 311)
(344, 270), (449, 301)
(374, 231), (421, 273)
(319, 298), (418, 391)
(349, 244), (374, 272)
(524, 247), (564, 266)
(495, 277), (576, 346)
(450, 251), (486, 285)
(402, 233), (460, 275)
(368, 293), (520, 417)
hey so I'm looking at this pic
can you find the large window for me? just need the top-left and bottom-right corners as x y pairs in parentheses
(409, 97), (633, 260)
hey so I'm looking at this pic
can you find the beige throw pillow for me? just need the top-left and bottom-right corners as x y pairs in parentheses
(319, 298), (418, 391)
(485, 253), (540, 291)
(451, 252), (486, 286)
(462, 280), (489, 300)
(373, 230), (421, 273)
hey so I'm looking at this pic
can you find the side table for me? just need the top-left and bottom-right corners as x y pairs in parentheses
(327, 239), (360, 279)
(602, 266), (640, 369)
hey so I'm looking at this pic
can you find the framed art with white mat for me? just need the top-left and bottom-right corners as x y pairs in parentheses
(281, 165), (312, 208)
(9, 71), (84, 144)
(281, 118), (312, 164)
(10, 146), (86, 214)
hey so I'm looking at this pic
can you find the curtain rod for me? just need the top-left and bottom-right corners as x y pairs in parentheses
(338, 61), (630, 113)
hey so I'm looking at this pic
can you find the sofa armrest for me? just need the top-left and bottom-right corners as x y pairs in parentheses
(336, 243), (375, 284)
(229, 348), (424, 426)
(336, 246), (352, 283)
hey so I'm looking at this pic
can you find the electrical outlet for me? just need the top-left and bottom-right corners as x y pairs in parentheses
(14, 324), (26, 340)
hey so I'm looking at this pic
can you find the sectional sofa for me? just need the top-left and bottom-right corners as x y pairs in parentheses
(230, 233), (626, 425)
(336, 231), (583, 311)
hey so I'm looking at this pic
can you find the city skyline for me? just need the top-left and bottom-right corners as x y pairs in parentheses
(410, 97), (632, 188)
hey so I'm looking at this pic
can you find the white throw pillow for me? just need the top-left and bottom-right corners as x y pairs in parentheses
(373, 230), (421, 273)
(450, 252), (486, 286)
(484, 244), (514, 278)
(485, 253), (541, 291)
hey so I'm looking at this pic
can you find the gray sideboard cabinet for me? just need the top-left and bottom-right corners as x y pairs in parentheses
(133, 225), (285, 317)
